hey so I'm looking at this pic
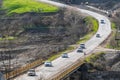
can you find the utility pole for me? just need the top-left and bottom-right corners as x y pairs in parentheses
(1, 40), (13, 80)
(8, 52), (11, 80)
(7, 40), (13, 80)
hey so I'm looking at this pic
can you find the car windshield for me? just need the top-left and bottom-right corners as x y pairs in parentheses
(63, 53), (67, 55)
(78, 48), (82, 49)
(80, 44), (84, 45)
(46, 61), (51, 64)
(29, 69), (35, 72)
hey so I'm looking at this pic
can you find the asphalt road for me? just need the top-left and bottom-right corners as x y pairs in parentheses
(14, 0), (111, 80)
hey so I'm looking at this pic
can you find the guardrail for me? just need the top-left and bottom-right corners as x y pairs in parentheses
(4, 59), (43, 80)
(50, 58), (84, 80)
(49, 48), (102, 80)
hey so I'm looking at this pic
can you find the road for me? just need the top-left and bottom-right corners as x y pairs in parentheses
(14, 0), (111, 80)
(86, 5), (108, 14)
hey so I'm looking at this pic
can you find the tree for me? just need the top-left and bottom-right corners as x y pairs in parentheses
(0, 0), (2, 7)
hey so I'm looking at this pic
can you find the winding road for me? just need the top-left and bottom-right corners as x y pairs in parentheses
(14, 0), (111, 80)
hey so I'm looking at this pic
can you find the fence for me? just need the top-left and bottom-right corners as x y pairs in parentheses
(4, 59), (43, 80)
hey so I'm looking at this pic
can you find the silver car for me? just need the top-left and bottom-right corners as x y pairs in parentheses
(44, 61), (52, 67)
(27, 69), (36, 76)
(61, 53), (68, 58)
(77, 48), (83, 53)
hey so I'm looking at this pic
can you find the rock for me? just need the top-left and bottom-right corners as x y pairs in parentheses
(104, 52), (120, 66)
(111, 61), (120, 71)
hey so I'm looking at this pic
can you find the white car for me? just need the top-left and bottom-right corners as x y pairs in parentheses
(61, 53), (68, 58)
(44, 61), (52, 67)
(27, 69), (36, 76)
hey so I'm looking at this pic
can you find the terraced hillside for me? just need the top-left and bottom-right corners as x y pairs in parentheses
(0, 0), (98, 74)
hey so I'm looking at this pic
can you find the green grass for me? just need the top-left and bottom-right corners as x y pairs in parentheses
(106, 22), (116, 48)
(85, 52), (105, 63)
(0, 36), (15, 41)
(111, 22), (116, 29)
(2, 0), (59, 14)
(76, 31), (95, 44)
(84, 16), (98, 31)
(76, 16), (99, 44)
(106, 32), (115, 49)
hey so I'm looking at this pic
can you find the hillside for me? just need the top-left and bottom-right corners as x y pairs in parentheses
(66, 51), (120, 80)
(51, 0), (120, 80)
(0, 0), (99, 73)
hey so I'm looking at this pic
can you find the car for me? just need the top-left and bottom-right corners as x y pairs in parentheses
(77, 48), (83, 53)
(80, 43), (85, 49)
(44, 61), (52, 67)
(96, 34), (100, 38)
(100, 19), (105, 24)
(27, 69), (36, 76)
(61, 53), (68, 58)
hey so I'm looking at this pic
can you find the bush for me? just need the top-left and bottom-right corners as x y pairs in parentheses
(85, 52), (105, 63)
(84, 16), (98, 32)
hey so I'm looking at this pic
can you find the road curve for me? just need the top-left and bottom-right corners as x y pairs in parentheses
(14, 0), (111, 80)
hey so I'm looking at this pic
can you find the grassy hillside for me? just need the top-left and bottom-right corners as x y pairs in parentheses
(2, 0), (59, 14)
(84, 16), (98, 32)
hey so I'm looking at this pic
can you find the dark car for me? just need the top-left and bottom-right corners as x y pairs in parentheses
(101, 20), (105, 24)
(80, 43), (85, 49)
(96, 34), (100, 38)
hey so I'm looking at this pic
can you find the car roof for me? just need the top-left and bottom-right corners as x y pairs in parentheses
(80, 43), (85, 45)
(78, 48), (83, 49)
